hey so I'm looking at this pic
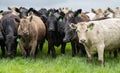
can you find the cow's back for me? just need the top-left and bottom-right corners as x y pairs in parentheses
(30, 15), (46, 41)
(86, 18), (120, 50)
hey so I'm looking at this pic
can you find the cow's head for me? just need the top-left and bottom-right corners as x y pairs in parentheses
(92, 8), (105, 19)
(5, 34), (17, 56)
(19, 7), (28, 18)
(14, 7), (29, 18)
(63, 9), (89, 42)
(18, 16), (32, 37)
(38, 8), (48, 24)
(57, 12), (65, 32)
(8, 7), (19, 15)
(0, 10), (3, 19)
(61, 7), (72, 14)
(70, 22), (95, 43)
(39, 8), (47, 15)
(46, 9), (59, 32)
(107, 7), (120, 18)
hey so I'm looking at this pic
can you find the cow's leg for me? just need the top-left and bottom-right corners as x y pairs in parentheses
(109, 51), (112, 57)
(39, 39), (45, 51)
(97, 44), (105, 67)
(1, 45), (5, 57)
(76, 44), (80, 54)
(19, 42), (27, 58)
(35, 44), (38, 55)
(30, 40), (37, 59)
(61, 43), (66, 54)
(48, 41), (56, 58)
(114, 50), (118, 58)
(47, 41), (51, 55)
(84, 46), (92, 63)
(13, 43), (18, 57)
(79, 43), (86, 57)
(71, 42), (76, 57)
(51, 45), (56, 58)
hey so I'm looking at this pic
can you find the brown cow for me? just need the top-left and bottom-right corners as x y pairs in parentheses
(107, 7), (120, 18)
(18, 15), (46, 58)
(8, 7), (19, 15)
(91, 8), (105, 19)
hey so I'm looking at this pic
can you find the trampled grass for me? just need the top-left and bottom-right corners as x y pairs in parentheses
(0, 41), (120, 73)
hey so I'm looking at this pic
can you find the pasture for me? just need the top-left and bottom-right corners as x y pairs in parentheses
(0, 41), (120, 73)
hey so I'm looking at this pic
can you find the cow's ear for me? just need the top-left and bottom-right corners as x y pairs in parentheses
(107, 7), (115, 13)
(104, 10), (109, 17)
(70, 23), (77, 29)
(87, 23), (94, 30)
(91, 9), (97, 14)
(57, 16), (63, 22)
(15, 18), (20, 23)
(8, 7), (11, 10)
(30, 16), (33, 22)
(77, 9), (82, 13)
(15, 8), (20, 13)
(60, 12), (65, 17)
(0, 10), (3, 13)
(75, 9), (82, 17)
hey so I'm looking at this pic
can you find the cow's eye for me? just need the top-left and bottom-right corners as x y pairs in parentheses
(85, 29), (88, 32)
(76, 30), (80, 32)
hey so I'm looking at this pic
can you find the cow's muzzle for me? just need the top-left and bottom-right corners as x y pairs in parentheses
(23, 31), (29, 35)
(80, 39), (86, 43)
(63, 38), (70, 43)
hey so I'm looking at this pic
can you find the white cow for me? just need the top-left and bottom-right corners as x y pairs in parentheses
(70, 18), (120, 67)
(86, 8), (107, 20)
(107, 7), (120, 18)
(86, 12), (96, 20)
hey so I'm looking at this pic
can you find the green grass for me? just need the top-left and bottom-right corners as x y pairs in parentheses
(0, 41), (120, 73)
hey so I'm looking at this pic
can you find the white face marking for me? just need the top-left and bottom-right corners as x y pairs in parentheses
(76, 24), (88, 43)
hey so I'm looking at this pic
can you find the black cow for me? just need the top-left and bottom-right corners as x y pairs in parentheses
(13, 7), (29, 18)
(0, 13), (6, 57)
(28, 8), (48, 24)
(63, 9), (89, 57)
(0, 12), (20, 57)
(38, 8), (48, 24)
(24, 8), (47, 52)
(46, 9), (66, 58)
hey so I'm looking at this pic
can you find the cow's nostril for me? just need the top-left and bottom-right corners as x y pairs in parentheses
(63, 38), (70, 42)
(63, 39), (67, 42)
(80, 39), (86, 43)
(23, 31), (29, 35)
(7, 52), (11, 56)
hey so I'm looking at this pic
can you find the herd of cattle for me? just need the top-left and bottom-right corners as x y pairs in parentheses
(0, 7), (120, 67)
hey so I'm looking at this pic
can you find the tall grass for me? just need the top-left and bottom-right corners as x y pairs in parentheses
(0, 41), (120, 73)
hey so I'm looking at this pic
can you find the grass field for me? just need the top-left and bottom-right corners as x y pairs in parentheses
(0, 41), (120, 73)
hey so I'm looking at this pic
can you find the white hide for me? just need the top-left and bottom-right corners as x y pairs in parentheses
(75, 18), (120, 66)
(86, 12), (96, 20)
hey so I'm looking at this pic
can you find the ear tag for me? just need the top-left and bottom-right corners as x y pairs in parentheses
(29, 11), (33, 15)
(59, 18), (63, 22)
(105, 11), (110, 15)
(16, 38), (20, 42)
(49, 12), (52, 16)
(77, 13), (81, 17)
(89, 26), (93, 30)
